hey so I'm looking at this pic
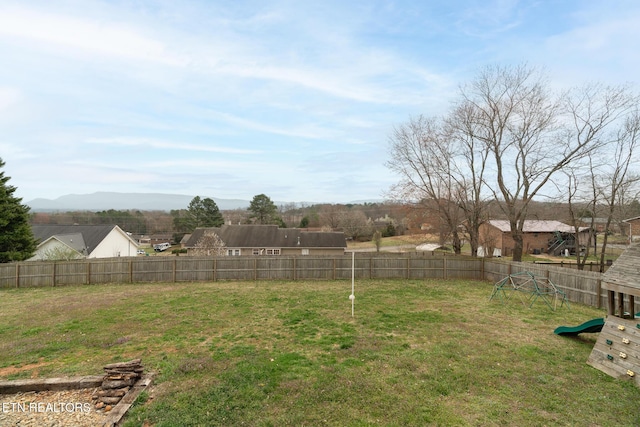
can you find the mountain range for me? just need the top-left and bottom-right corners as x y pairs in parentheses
(26, 192), (253, 212)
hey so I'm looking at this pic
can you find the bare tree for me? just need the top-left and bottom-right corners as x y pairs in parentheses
(446, 102), (493, 256)
(387, 113), (489, 255)
(561, 164), (597, 269)
(457, 65), (629, 261)
(191, 230), (226, 256)
(319, 204), (344, 230)
(41, 246), (83, 261)
(557, 84), (640, 269)
(338, 209), (372, 241)
(387, 115), (462, 253)
(592, 111), (640, 270)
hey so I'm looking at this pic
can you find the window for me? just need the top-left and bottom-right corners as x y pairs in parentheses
(227, 249), (241, 256)
(266, 249), (281, 255)
(301, 249), (309, 255)
(252, 249), (260, 255)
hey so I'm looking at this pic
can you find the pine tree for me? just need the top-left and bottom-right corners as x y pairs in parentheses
(248, 194), (283, 225)
(0, 158), (37, 262)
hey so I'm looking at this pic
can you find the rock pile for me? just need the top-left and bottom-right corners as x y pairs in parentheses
(92, 359), (143, 411)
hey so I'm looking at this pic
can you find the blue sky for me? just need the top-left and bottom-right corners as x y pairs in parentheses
(1, 1), (639, 205)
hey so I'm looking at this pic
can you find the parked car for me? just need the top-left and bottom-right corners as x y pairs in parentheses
(137, 249), (146, 255)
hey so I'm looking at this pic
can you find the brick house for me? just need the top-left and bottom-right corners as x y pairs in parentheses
(478, 220), (589, 257)
(623, 216), (640, 242)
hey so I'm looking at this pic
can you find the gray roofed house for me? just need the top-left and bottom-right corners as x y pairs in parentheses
(185, 224), (347, 256)
(30, 224), (140, 260)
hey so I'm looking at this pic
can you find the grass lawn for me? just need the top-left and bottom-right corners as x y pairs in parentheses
(1, 279), (639, 426)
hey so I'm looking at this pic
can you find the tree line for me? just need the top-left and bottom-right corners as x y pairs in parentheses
(387, 63), (640, 268)
(28, 192), (403, 244)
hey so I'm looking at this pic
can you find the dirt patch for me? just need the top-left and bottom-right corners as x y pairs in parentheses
(0, 361), (48, 379)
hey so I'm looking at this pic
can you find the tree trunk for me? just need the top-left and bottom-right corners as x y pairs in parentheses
(512, 233), (524, 262)
(452, 231), (462, 255)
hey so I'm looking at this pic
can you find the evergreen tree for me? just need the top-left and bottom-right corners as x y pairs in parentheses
(0, 159), (37, 262)
(173, 196), (225, 232)
(248, 194), (283, 225)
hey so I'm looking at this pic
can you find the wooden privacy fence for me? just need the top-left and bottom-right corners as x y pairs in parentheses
(0, 254), (483, 288)
(483, 259), (605, 309)
(0, 253), (625, 311)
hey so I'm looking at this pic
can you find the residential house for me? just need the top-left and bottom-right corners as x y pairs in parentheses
(184, 224), (347, 256)
(623, 216), (640, 242)
(30, 224), (139, 260)
(478, 220), (590, 257)
(577, 217), (610, 233)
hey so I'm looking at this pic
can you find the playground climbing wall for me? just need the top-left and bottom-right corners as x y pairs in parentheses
(587, 316), (640, 387)
(586, 242), (640, 387)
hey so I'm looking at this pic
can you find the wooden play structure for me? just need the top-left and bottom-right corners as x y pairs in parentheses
(587, 243), (640, 387)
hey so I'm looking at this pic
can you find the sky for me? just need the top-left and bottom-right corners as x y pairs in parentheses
(1, 0), (640, 205)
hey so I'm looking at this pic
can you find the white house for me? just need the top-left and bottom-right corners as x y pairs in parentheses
(29, 224), (139, 260)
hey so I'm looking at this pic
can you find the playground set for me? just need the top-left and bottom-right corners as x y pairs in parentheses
(490, 246), (640, 387)
(585, 243), (640, 386)
(489, 271), (569, 311)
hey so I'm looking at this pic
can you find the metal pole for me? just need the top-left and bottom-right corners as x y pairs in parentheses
(350, 251), (355, 317)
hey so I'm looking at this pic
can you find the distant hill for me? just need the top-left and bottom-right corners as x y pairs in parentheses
(26, 192), (252, 212)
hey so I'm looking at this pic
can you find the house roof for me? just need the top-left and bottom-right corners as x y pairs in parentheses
(487, 220), (585, 233)
(31, 224), (124, 255)
(185, 225), (347, 249)
(602, 242), (640, 295)
(45, 232), (87, 254)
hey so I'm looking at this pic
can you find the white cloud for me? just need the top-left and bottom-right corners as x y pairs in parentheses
(85, 137), (262, 155)
(3, 1), (640, 204)
(0, 5), (187, 66)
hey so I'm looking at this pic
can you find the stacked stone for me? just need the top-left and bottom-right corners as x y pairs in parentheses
(93, 359), (143, 411)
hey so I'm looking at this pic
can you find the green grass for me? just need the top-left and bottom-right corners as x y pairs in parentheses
(1, 279), (639, 426)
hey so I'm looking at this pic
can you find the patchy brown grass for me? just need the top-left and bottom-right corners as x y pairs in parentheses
(0, 279), (639, 426)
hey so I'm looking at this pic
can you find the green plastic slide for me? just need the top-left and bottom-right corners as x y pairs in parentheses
(555, 312), (640, 336)
(553, 318), (605, 336)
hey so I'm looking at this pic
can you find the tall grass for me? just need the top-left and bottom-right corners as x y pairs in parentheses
(1, 279), (639, 426)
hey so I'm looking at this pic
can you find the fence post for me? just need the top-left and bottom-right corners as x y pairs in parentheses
(129, 259), (133, 284)
(52, 262), (56, 287)
(293, 257), (296, 281)
(213, 258), (217, 282)
(596, 278), (602, 309)
(172, 259), (177, 283)
(406, 257), (410, 279)
(254, 258), (257, 281)
(87, 261), (91, 285)
(15, 263), (19, 288)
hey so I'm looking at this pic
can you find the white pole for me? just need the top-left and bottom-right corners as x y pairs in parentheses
(350, 251), (355, 317)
